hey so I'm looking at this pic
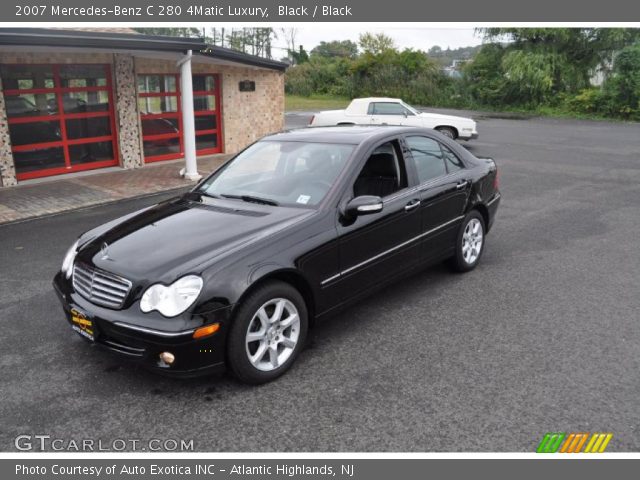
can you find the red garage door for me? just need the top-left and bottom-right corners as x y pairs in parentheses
(138, 73), (222, 162)
(1, 64), (119, 181)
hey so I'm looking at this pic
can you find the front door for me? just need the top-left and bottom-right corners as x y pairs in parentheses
(368, 101), (416, 126)
(333, 139), (422, 300)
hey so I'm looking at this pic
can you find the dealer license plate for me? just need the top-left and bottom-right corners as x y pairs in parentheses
(70, 308), (95, 342)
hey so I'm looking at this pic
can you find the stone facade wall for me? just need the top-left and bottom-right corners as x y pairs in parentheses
(0, 77), (16, 187)
(114, 54), (144, 169)
(220, 68), (285, 153)
(135, 58), (285, 154)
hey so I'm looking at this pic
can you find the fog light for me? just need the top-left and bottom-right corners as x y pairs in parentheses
(159, 351), (175, 365)
(193, 323), (220, 339)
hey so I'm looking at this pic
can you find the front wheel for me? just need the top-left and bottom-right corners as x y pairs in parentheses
(227, 281), (308, 384)
(450, 211), (486, 272)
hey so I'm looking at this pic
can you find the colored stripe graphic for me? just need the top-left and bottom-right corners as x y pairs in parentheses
(537, 433), (566, 453)
(559, 433), (589, 453)
(538, 433), (613, 453)
(584, 433), (613, 453)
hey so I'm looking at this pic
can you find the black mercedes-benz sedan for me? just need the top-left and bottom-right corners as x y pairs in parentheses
(53, 126), (500, 384)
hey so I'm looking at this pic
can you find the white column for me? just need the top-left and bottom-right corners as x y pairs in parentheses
(178, 50), (201, 181)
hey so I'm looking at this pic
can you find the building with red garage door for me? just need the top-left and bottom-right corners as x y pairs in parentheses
(0, 28), (287, 187)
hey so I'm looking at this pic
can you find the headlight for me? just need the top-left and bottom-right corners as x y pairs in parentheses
(61, 239), (79, 279)
(140, 275), (203, 317)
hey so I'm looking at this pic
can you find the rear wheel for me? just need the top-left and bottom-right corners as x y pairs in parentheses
(436, 126), (457, 139)
(450, 211), (485, 272)
(227, 281), (308, 384)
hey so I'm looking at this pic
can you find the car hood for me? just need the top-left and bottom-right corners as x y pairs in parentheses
(418, 112), (475, 125)
(76, 194), (314, 283)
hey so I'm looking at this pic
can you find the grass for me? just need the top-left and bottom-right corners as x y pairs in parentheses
(285, 94), (350, 111)
(475, 103), (630, 122)
(285, 93), (637, 123)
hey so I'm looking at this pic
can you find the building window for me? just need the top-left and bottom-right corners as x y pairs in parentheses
(1, 64), (118, 180)
(193, 74), (221, 155)
(137, 73), (222, 162)
(138, 74), (182, 162)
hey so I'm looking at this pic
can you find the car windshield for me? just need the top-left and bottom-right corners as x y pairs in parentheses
(402, 102), (420, 115)
(197, 141), (354, 207)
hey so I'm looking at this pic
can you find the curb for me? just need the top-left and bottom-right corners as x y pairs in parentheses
(0, 185), (191, 228)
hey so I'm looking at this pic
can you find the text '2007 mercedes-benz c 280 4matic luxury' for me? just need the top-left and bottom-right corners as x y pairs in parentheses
(54, 126), (501, 384)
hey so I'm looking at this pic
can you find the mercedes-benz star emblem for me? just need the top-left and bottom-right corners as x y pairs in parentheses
(100, 242), (110, 261)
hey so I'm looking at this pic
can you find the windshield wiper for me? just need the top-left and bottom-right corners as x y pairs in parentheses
(197, 191), (221, 199)
(220, 193), (279, 206)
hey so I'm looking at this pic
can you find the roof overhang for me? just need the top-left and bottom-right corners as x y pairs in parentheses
(199, 46), (288, 72)
(0, 28), (205, 52)
(0, 28), (288, 71)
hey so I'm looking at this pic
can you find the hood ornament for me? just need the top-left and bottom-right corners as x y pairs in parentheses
(100, 242), (111, 261)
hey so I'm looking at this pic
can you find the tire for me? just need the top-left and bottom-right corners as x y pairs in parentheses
(450, 211), (486, 272)
(436, 127), (456, 139)
(227, 281), (308, 384)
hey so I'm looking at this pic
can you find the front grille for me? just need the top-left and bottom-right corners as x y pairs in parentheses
(72, 262), (132, 309)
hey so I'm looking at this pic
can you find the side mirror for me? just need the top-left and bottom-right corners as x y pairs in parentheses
(342, 195), (383, 219)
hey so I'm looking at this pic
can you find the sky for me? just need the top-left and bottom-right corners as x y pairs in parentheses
(283, 27), (482, 54)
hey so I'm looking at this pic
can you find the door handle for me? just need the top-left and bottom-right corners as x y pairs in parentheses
(404, 199), (421, 211)
(456, 180), (469, 190)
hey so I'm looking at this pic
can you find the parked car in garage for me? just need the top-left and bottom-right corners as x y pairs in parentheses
(309, 97), (478, 140)
(54, 126), (500, 384)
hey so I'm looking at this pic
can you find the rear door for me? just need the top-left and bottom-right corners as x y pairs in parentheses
(404, 135), (471, 261)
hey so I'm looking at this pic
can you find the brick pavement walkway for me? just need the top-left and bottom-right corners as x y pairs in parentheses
(0, 155), (230, 225)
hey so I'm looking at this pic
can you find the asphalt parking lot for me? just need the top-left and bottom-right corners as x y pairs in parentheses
(1, 111), (639, 451)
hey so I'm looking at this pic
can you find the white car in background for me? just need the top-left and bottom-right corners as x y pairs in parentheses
(309, 97), (478, 140)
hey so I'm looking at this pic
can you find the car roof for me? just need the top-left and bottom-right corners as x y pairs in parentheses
(263, 125), (429, 145)
(355, 97), (402, 103)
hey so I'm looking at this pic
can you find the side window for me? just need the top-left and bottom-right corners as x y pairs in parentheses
(441, 144), (465, 173)
(406, 136), (447, 184)
(371, 102), (409, 116)
(353, 140), (407, 198)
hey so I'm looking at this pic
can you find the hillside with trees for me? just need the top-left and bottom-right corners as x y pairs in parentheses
(134, 28), (640, 120)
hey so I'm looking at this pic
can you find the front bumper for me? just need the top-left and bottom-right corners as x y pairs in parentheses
(459, 131), (479, 140)
(53, 272), (232, 378)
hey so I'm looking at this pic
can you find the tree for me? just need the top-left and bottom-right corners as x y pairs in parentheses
(600, 43), (640, 118)
(205, 28), (227, 48)
(310, 40), (359, 59)
(463, 43), (507, 104)
(463, 28), (640, 107)
(280, 28), (298, 53)
(358, 32), (396, 55)
(289, 45), (309, 65)
(224, 28), (277, 58)
(479, 28), (640, 90)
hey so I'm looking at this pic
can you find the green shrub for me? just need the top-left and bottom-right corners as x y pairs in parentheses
(564, 88), (603, 113)
(599, 44), (640, 119)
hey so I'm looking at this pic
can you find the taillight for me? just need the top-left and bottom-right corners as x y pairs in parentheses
(309, 115), (315, 125)
(493, 167), (500, 190)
